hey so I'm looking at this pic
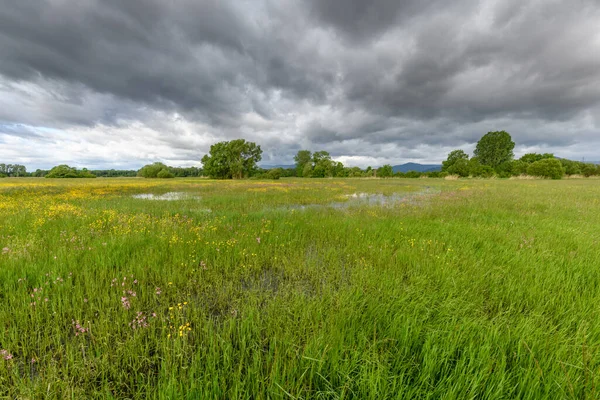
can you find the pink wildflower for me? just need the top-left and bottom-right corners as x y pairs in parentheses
(0, 349), (13, 360)
(121, 296), (131, 310)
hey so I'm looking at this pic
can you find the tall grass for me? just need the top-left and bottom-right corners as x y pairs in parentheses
(0, 177), (599, 398)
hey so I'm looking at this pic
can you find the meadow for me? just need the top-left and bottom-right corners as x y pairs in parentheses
(1, 177), (599, 399)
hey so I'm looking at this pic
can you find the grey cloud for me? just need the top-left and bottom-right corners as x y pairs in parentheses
(0, 0), (598, 168)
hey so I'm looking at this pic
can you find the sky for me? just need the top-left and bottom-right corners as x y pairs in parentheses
(0, 0), (599, 170)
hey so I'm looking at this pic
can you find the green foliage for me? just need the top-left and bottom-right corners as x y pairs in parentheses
(519, 153), (554, 163)
(581, 163), (599, 177)
(447, 158), (469, 177)
(474, 131), (515, 168)
(138, 163), (169, 178)
(442, 150), (469, 172)
(266, 168), (283, 180)
(560, 159), (582, 176)
(0, 163), (27, 177)
(468, 158), (495, 177)
(302, 163), (313, 177)
(346, 167), (364, 177)
(46, 165), (96, 178)
(201, 139), (262, 179)
(0, 173), (6, 178)
(509, 160), (529, 176)
(527, 158), (565, 179)
(404, 171), (423, 178)
(157, 169), (175, 179)
(294, 150), (312, 177)
(377, 164), (393, 178)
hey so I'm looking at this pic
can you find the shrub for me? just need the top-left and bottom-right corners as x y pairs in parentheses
(266, 168), (283, 180)
(527, 158), (565, 179)
(157, 169), (175, 179)
(138, 163), (169, 178)
(46, 165), (96, 178)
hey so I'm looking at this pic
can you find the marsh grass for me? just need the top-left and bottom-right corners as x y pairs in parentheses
(1, 177), (600, 398)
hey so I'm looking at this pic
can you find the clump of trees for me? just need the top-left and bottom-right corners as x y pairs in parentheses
(526, 158), (565, 179)
(0, 164), (27, 177)
(442, 131), (599, 179)
(138, 163), (173, 178)
(201, 139), (262, 179)
(137, 163), (203, 179)
(45, 165), (96, 178)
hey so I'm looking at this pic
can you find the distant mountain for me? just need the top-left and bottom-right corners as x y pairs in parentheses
(392, 163), (442, 173)
(259, 164), (295, 170)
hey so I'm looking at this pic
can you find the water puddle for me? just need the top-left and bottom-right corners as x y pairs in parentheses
(281, 187), (438, 212)
(132, 192), (197, 201)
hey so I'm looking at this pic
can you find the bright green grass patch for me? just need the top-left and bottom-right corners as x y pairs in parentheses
(1, 177), (600, 399)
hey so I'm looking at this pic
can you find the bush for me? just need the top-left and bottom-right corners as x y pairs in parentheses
(138, 163), (169, 178)
(157, 169), (175, 179)
(527, 159), (565, 179)
(0, 173), (6, 178)
(46, 165), (96, 178)
(266, 168), (283, 180)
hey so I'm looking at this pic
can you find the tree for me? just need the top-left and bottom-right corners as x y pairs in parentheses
(310, 151), (333, 178)
(474, 131), (515, 169)
(467, 157), (494, 177)
(266, 168), (283, 180)
(157, 169), (175, 178)
(294, 150), (312, 177)
(447, 158), (469, 177)
(0, 163), (27, 177)
(201, 139), (262, 179)
(377, 164), (393, 178)
(442, 150), (469, 172)
(527, 158), (565, 179)
(138, 162), (169, 178)
(520, 153), (554, 164)
(46, 165), (96, 178)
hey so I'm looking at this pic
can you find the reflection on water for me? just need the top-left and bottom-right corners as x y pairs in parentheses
(283, 187), (438, 211)
(132, 192), (212, 212)
(132, 192), (195, 201)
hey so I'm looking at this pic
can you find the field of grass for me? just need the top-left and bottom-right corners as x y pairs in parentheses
(1, 177), (600, 398)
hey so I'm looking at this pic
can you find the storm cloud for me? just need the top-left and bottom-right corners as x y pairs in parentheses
(0, 0), (598, 169)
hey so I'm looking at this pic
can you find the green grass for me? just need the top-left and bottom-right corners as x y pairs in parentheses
(1, 177), (600, 399)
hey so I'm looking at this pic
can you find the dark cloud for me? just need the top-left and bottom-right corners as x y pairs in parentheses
(0, 0), (598, 168)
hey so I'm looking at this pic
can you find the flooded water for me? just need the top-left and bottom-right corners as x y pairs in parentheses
(132, 192), (197, 201)
(282, 187), (438, 212)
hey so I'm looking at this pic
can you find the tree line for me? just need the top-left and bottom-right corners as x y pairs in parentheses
(3, 131), (599, 179)
(441, 131), (600, 179)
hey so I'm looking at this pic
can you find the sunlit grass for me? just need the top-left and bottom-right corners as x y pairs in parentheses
(1, 177), (599, 398)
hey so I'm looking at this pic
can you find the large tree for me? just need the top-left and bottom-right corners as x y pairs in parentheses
(441, 150), (469, 172)
(474, 131), (515, 168)
(293, 150), (312, 177)
(201, 139), (262, 179)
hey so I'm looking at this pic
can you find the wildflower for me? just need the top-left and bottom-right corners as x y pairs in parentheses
(121, 296), (131, 310)
(72, 320), (88, 336)
(256, 237), (261, 244)
(1, 247), (9, 254)
(155, 287), (162, 295)
(129, 312), (149, 330)
(1, 349), (13, 360)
